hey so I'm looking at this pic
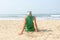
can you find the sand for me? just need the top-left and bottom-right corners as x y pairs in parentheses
(0, 20), (60, 40)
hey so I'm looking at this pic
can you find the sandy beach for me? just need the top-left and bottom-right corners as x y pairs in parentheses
(0, 20), (60, 40)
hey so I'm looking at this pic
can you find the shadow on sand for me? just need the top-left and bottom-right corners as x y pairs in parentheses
(38, 29), (53, 32)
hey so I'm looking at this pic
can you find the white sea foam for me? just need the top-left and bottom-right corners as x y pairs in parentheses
(0, 17), (60, 20)
(51, 15), (60, 17)
(0, 18), (23, 20)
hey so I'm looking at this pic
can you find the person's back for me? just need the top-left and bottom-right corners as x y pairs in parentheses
(25, 16), (35, 32)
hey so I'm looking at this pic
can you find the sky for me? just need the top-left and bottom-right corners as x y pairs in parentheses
(0, 0), (60, 14)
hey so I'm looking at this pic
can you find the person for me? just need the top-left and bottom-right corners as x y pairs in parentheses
(19, 11), (38, 35)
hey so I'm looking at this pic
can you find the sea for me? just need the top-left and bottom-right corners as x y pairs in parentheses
(0, 14), (60, 20)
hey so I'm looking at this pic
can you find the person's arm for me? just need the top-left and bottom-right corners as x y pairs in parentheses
(19, 17), (26, 35)
(34, 17), (38, 32)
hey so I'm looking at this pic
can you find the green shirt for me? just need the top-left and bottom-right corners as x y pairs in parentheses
(25, 16), (35, 32)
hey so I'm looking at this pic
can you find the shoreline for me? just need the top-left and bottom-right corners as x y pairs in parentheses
(0, 17), (60, 20)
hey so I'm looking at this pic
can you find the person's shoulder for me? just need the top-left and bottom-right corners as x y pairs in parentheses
(32, 16), (35, 18)
(24, 15), (28, 18)
(32, 16), (36, 20)
(24, 16), (27, 19)
(24, 16), (29, 20)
